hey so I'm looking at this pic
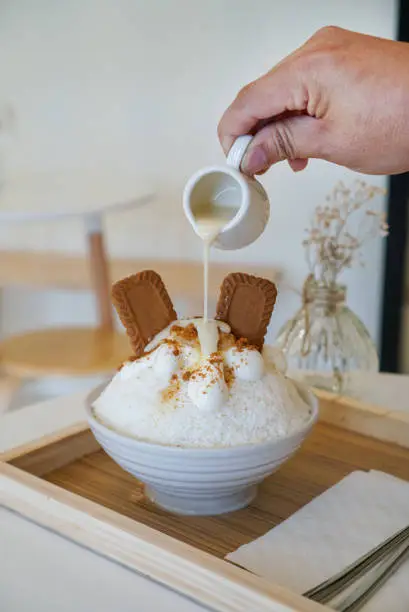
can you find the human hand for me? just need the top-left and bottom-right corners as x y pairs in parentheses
(218, 27), (409, 175)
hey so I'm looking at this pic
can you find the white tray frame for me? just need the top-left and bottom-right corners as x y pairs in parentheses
(1, 390), (409, 612)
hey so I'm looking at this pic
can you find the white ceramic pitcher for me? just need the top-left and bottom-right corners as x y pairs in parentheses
(183, 135), (270, 250)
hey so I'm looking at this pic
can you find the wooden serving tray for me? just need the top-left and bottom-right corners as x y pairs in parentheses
(2, 390), (409, 612)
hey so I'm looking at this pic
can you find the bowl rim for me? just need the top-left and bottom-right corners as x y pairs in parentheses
(85, 378), (319, 455)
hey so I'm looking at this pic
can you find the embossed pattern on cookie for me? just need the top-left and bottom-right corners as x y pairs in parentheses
(112, 270), (177, 356)
(216, 272), (277, 349)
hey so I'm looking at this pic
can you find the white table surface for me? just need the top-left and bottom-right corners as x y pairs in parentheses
(1, 373), (409, 611)
(0, 508), (207, 612)
(0, 390), (208, 612)
(0, 169), (154, 220)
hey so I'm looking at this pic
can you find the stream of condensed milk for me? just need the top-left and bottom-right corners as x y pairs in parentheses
(192, 203), (237, 355)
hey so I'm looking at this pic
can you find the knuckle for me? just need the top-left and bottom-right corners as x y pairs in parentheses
(235, 80), (256, 106)
(297, 45), (340, 75)
(299, 25), (345, 73)
(314, 25), (343, 41)
(269, 121), (298, 161)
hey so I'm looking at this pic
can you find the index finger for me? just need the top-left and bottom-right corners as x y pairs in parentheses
(217, 63), (306, 155)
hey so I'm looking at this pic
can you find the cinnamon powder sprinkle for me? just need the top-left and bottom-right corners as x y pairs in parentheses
(170, 323), (198, 342)
(189, 369), (206, 381)
(163, 338), (181, 357)
(208, 352), (223, 365)
(224, 365), (236, 387)
(218, 332), (235, 352)
(161, 374), (180, 402)
(235, 337), (258, 352)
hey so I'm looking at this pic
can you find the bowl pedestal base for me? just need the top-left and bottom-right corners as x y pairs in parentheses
(145, 484), (258, 516)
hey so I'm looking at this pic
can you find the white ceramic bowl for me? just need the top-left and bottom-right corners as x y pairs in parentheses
(85, 382), (318, 516)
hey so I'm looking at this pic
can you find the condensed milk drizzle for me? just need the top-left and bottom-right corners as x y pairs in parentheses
(192, 203), (237, 354)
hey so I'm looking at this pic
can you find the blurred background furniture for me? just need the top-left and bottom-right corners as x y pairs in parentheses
(0, 251), (280, 414)
(0, 1), (393, 395)
(0, 170), (153, 411)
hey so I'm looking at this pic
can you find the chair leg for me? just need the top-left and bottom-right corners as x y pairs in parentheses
(85, 213), (114, 331)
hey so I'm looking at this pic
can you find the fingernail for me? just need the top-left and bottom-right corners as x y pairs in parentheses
(289, 158), (309, 173)
(221, 136), (232, 154)
(242, 146), (268, 175)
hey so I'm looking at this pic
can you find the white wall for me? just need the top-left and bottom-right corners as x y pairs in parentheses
(0, 0), (398, 345)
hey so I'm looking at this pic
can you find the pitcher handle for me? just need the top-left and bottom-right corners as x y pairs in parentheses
(226, 135), (253, 170)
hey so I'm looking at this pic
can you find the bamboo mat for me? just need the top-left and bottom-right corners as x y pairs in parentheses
(43, 423), (409, 559)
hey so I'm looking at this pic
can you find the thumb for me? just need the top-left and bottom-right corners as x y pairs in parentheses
(241, 114), (324, 175)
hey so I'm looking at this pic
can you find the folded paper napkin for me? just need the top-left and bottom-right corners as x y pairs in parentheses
(227, 471), (409, 612)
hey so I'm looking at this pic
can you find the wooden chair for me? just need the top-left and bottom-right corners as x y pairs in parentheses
(0, 170), (153, 408)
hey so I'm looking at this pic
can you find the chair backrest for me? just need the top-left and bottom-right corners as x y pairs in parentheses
(0, 249), (282, 323)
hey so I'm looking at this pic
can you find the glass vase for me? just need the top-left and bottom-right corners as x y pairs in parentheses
(275, 279), (379, 394)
